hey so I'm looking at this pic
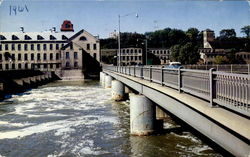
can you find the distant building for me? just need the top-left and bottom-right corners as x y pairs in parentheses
(109, 31), (118, 39)
(148, 48), (171, 64)
(119, 48), (143, 65)
(0, 20), (100, 80)
(199, 29), (250, 64)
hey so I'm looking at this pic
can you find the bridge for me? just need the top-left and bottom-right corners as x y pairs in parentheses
(101, 66), (250, 157)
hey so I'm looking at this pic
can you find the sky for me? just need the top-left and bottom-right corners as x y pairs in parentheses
(0, 0), (249, 38)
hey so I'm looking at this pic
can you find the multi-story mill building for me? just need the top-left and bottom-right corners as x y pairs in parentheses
(0, 20), (100, 80)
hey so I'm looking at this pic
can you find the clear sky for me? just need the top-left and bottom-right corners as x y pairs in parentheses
(0, 0), (249, 38)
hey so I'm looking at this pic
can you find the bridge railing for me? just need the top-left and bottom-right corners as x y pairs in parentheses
(104, 66), (250, 117)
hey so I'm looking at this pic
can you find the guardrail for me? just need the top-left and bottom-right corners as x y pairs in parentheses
(103, 66), (250, 117)
(184, 64), (250, 74)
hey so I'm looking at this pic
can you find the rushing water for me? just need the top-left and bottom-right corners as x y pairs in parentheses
(0, 81), (222, 157)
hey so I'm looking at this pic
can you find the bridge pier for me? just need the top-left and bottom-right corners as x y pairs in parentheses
(105, 75), (112, 88)
(100, 72), (104, 85)
(111, 80), (125, 101)
(130, 94), (156, 136)
(101, 73), (107, 87)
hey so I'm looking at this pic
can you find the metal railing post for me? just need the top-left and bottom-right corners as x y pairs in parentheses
(150, 66), (152, 82)
(161, 66), (164, 86)
(209, 68), (216, 107)
(178, 67), (183, 93)
(134, 65), (136, 77)
(248, 64), (250, 75)
(141, 66), (143, 79)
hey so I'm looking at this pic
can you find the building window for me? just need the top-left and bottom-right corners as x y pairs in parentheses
(50, 44), (53, 50)
(87, 44), (90, 50)
(79, 36), (87, 41)
(37, 35), (44, 40)
(5, 64), (9, 70)
(131, 49), (134, 53)
(56, 53), (59, 60)
(11, 64), (15, 70)
(24, 53), (28, 60)
(37, 44), (40, 51)
(74, 62), (78, 68)
(50, 53), (53, 60)
(0, 54), (2, 61)
(56, 44), (59, 50)
(50, 35), (56, 40)
(93, 53), (96, 59)
(0, 35), (6, 40)
(0, 64), (2, 70)
(18, 53), (21, 60)
(11, 54), (15, 60)
(25, 63), (28, 69)
(56, 64), (60, 68)
(11, 44), (15, 50)
(50, 64), (53, 68)
(24, 44), (28, 51)
(31, 53), (34, 60)
(31, 44), (34, 50)
(66, 52), (70, 59)
(24, 35), (31, 40)
(66, 62), (70, 68)
(44, 64), (47, 68)
(18, 63), (22, 69)
(43, 53), (47, 60)
(12, 35), (19, 40)
(62, 35), (68, 40)
(37, 53), (41, 60)
(93, 44), (97, 50)
(43, 44), (47, 51)
(5, 44), (8, 50)
(74, 52), (78, 59)
(17, 44), (21, 51)
(0, 45), (2, 51)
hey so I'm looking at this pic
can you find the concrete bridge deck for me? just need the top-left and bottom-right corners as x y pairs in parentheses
(103, 68), (250, 157)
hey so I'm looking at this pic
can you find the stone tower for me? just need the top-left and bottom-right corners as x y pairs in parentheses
(203, 29), (215, 48)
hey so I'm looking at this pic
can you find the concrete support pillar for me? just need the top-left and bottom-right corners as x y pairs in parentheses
(105, 75), (112, 88)
(130, 94), (155, 136)
(102, 73), (107, 87)
(111, 80), (125, 101)
(156, 106), (168, 120)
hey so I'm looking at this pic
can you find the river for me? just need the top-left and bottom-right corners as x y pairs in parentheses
(0, 81), (222, 157)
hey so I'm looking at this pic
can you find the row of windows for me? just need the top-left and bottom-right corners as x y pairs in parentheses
(65, 62), (79, 68)
(0, 43), (63, 51)
(0, 35), (89, 41)
(65, 52), (78, 59)
(121, 49), (142, 54)
(151, 50), (170, 55)
(236, 54), (250, 59)
(0, 43), (97, 51)
(0, 63), (60, 70)
(121, 56), (142, 61)
(0, 53), (60, 61)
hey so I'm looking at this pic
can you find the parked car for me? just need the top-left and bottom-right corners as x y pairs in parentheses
(165, 62), (183, 69)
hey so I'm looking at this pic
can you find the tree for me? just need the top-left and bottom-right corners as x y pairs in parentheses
(186, 28), (199, 42)
(241, 25), (250, 38)
(170, 42), (199, 64)
(213, 56), (228, 64)
(219, 29), (236, 39)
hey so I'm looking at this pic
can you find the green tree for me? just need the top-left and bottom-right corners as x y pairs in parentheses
(241, 25), (250, 38)
(219, 29), (236, 39)
(213, 56), (229, 64)
(170, 42), (199, 64)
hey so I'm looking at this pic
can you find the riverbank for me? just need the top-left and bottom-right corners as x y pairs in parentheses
(0, 70), (59, 100)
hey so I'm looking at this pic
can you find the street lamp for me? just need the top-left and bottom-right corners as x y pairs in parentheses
(118, 12), (138, 68)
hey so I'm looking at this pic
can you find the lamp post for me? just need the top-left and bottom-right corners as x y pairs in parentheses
(118, 13), (138, 68)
